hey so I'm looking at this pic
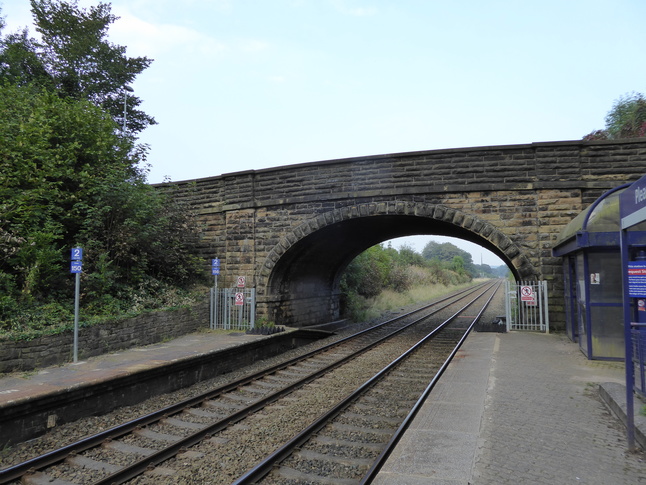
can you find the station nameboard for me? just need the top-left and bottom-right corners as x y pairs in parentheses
(620, 173), (646, 229)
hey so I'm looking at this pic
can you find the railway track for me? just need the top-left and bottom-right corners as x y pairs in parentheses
(234, 280), (500, 484)
(0, 280), (500, 485)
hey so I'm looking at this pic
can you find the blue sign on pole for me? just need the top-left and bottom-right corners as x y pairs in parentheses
(212, 267), (220, 275)
(71, 247), (83, 261)
(212, 258), (220, 267)
(71, 261), (82, 273)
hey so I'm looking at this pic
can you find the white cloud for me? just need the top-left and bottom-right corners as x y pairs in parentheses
(111, 8), (227, 59)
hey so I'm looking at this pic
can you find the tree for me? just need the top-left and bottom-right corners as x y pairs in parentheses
(0, 4), (202, 327)
(0, 83), (134, 301)
(422, 241), (473, 265)
(0, 1), (155, 136)
(395, 243), (427, 266)
(0, 28), (53, 89)
(584, 92), (646, 141)
(422, 240), (478, 278)
(0, 82), (202, 319)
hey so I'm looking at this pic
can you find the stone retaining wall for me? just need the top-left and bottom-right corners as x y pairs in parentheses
(0, 300), (209, 373)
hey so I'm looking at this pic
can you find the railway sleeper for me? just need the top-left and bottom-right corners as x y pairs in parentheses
(221, 392), (257, 403)
(185, 407), (225, 419)
(66, 455), (121, 473)
(311, 435), (384, 452)
(294, 449), (375, 467)
(349, 401), (409, 416)
(338, 412), (402, 427)
(204, 399), (246, 410)
(22, 471), (77, 485)
(274, 465), (357, 485)
(251, 380), (284, 391)
(262, 374), (298, 384)
(307, 440), (382, 459)
(240, 384), (274, 395)
(102, 440), (157, 456)
(162, 416), (206, 430)
(134, 427), (181, 443)
(326, 422), (394, 440)
(276, 368), (312, 377)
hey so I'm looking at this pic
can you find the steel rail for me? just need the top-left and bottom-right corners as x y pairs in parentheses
(231, 281), (499, 484)
(92, 281), (498, 485)
(0, 281), (493, 485)
(360, 279), (501, 484)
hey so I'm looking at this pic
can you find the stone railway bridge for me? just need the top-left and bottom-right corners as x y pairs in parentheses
(159, 139), (646, 330)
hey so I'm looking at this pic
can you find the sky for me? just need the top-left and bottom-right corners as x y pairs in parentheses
(2, 0), (646, 266)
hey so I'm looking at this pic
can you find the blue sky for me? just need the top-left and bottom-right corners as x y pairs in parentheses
(3, 0), (645, 265)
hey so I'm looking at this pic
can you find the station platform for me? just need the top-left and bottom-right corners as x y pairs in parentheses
(0, 331), (268, 409)
(1, 330), (645, 483)
(374, 331), (646, 485)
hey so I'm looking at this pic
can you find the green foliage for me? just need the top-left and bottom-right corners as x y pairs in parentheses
(340, 243), (475, 322)
(394, 243), (427, 266)
(0, 1), (155, 135)
(584, 92), (646, 141)
(342, 245), (394, 299)
(0, 3), (205, 338)
(0, 83), (131, 301)
(0, 83), (204, 319)
(422, 240), (479, 276)
(422, 240), (473, 264)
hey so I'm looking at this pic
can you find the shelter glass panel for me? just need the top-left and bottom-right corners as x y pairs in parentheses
(590, 305), (624, 359)
(563, 257), (577, 341)
(576, 253), (588, 356)
(588, 252), (622, 304)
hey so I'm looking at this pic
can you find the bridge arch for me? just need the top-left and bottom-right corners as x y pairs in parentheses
(258, 201), (534, 326)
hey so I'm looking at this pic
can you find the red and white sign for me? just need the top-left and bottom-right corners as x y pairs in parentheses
(237, 276), (246, 288)
(235, 292), (244, 306)
(520, 285), (535, 302)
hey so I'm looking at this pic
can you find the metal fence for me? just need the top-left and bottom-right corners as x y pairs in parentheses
(505, 280), (550, 332)
(209, 287), (256, 330)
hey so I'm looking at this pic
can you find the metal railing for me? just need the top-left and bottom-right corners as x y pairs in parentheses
(210, 287), (256, 330)
(505, 280), (549, 332)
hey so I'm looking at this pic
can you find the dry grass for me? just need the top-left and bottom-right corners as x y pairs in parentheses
(368, 279), (485, 316)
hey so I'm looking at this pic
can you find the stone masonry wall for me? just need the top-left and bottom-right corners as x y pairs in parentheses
(0, 300), (209, 373)
(158, 139), (646, 329)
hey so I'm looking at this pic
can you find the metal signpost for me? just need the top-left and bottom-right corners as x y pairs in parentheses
(70, 247), (83, 363)
(618, 174), (646, 451)
(210, 258), (220, 330)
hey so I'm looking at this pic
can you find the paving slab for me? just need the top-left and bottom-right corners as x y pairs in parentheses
(374, 332), (646, 485)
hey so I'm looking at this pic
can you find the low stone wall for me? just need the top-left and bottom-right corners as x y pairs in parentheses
(0, 300), (209, 374)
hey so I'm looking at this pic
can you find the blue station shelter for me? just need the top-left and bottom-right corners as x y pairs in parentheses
(553, 184), (646, 361)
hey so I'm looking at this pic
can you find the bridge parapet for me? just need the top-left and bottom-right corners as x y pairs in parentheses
(159, 139), (646, 328)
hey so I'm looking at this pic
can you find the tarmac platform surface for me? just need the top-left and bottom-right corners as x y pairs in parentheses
(1, 330), (645, 484)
